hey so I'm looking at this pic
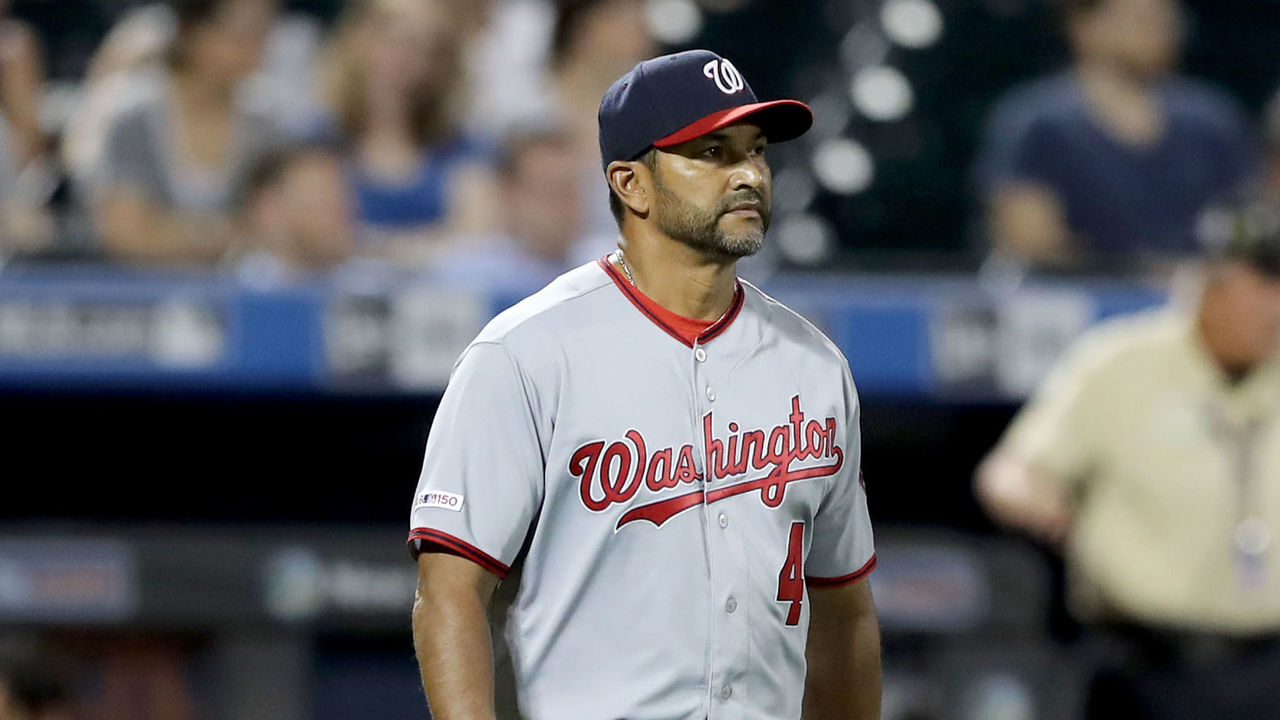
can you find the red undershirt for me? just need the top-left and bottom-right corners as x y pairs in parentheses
(599, 257), (724, 346)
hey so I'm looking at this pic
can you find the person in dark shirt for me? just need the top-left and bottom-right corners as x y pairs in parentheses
(974, 0), (1256, 269)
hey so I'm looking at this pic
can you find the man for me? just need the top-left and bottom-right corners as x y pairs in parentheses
(973, 0), (1255, 268)
(976, 203), (1280, 718)
(409, 50), (880, 720)
(237, 142), (356, 285)
(431, 123), (614, 293)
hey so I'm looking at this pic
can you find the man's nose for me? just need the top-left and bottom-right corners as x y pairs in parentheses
(729, 159), (765, 189)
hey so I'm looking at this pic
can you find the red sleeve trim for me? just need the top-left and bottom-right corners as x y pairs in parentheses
(806, 553), (877, 588)
(407, 528), (511, 579)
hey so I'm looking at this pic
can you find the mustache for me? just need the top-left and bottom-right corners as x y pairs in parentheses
(718, 190), (769, 214)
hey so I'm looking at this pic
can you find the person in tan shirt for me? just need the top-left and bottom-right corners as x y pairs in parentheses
(977, 202), (1280, 718)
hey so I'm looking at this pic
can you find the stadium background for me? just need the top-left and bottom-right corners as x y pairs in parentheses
(2, 0), (1278, 718)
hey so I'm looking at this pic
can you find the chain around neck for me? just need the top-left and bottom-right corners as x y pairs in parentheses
(615, 250), (636, 286)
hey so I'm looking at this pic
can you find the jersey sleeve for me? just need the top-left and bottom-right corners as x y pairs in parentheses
(407, 340), (545, 579)
(805, 369), (876, 587)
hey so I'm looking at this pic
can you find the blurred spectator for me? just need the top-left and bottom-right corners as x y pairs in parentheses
(0, 0), (45, 168)
(65, 2), (322, 193)
(455, 0), (556, 137)
(90, 0), (283, 266)
(238, 142), (356, 285)
(1263, 90), (1280, 211)
(973, 0), (1256, 270)
(0, 0), (54, 258)
(0, 646), (72, 720)
(546, 0), (656, 239)
(320, 0), (498, 267)
(433, 124), (615, 291)
(975, 201), (1280, 717)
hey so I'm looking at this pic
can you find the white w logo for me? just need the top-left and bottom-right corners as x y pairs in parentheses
(703, 58), (745, 95)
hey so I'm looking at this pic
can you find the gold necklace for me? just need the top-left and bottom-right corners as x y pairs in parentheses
(615, 250), (636, 285)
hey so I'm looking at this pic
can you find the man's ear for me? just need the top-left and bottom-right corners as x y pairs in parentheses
(607, 159), (652, 219)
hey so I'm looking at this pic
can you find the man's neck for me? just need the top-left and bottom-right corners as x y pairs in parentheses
(616, 228), (738, 322)
(1075, 61), (1164, 146)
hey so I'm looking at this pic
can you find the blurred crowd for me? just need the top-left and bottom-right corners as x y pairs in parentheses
(1, 0), (1280, 283)
(7, 2), (1280, 717)
(0, 0), (654, 288)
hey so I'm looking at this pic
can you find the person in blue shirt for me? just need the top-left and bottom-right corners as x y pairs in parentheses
(974, 0), (1257, 270)
(319, 0), (498, 268)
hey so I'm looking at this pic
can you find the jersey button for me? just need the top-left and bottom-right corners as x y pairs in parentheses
(705, 386), (716, 402)
(718, 513), (728, 528)
(694, 347), (707, 362)
(721, 685), (733, 700)
(725, 597), (737, 613)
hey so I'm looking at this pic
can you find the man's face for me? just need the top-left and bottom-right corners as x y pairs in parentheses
(1208, 262), (1280, 370)
(280, 152), (355, 267)
(504, 140), (581, 262)
(1075, 0), (1182, 80)
(648, 123), (772, 259)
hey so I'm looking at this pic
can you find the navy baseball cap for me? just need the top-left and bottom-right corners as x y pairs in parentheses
(598, 49), (813, 170)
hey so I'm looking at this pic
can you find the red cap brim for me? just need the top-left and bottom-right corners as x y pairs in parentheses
(652, 99), (813, 148)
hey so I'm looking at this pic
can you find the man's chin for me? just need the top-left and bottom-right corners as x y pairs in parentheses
(714, 232), (765, 259)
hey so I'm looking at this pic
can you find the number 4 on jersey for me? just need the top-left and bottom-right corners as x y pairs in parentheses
(777, 521), (805, 625)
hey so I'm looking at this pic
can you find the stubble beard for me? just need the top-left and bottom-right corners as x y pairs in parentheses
(652, 174), (771, 259)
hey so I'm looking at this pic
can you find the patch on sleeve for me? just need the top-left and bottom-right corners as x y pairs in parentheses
(415, 490), (465, 512)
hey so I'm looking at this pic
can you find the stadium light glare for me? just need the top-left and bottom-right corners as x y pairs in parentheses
(881, 0), (944, 49)
(850, 65), (914, 121)
(776, 213), (836, 265)
(812, 137), (875, 195)
(645, 0), (704, 45)
(839, 22), (891, 70)
(806, 91), (854, 140)
(773, 167), (819, 213)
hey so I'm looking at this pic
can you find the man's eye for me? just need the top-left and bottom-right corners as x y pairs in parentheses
(704, 146), (722, 158)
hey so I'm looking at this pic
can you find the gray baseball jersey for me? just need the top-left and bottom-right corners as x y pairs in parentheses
(409, 257), (876, 720)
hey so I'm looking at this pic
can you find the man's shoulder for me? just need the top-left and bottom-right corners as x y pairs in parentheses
(471, 259), (613, 348)
(1160, 77), (1250, 132)
(741, 280), (851, 372)
(988, 72), (1085, 130)
(1060, 308), (1187, 380)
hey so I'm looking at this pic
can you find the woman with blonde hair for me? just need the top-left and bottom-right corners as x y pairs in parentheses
(321, 0), (498, 267)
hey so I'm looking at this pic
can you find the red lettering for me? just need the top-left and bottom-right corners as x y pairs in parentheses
(574, 397), (845, 521)
(805, 420), (826, 459)
(572, 441), (608, 511)
(789, 395), (804, 458)
(600, 442), (633, 503)
(703, 413), (726, 480)
(675, 445), (700, 484)
(741, 430), (765, 473)
(646, 448), (674, 490)
(764, 425), (789, 468)
(725, 422), (747, 476)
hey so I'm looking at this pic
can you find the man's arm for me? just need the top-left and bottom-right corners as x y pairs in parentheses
(974, 451), (1073, 546)
(412, 551), (502, 720)
(803, 578), (881, 720)
(988, 184), (1079, 266)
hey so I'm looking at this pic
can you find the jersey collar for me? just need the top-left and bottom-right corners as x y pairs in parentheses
(598, 255), (745, 348)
